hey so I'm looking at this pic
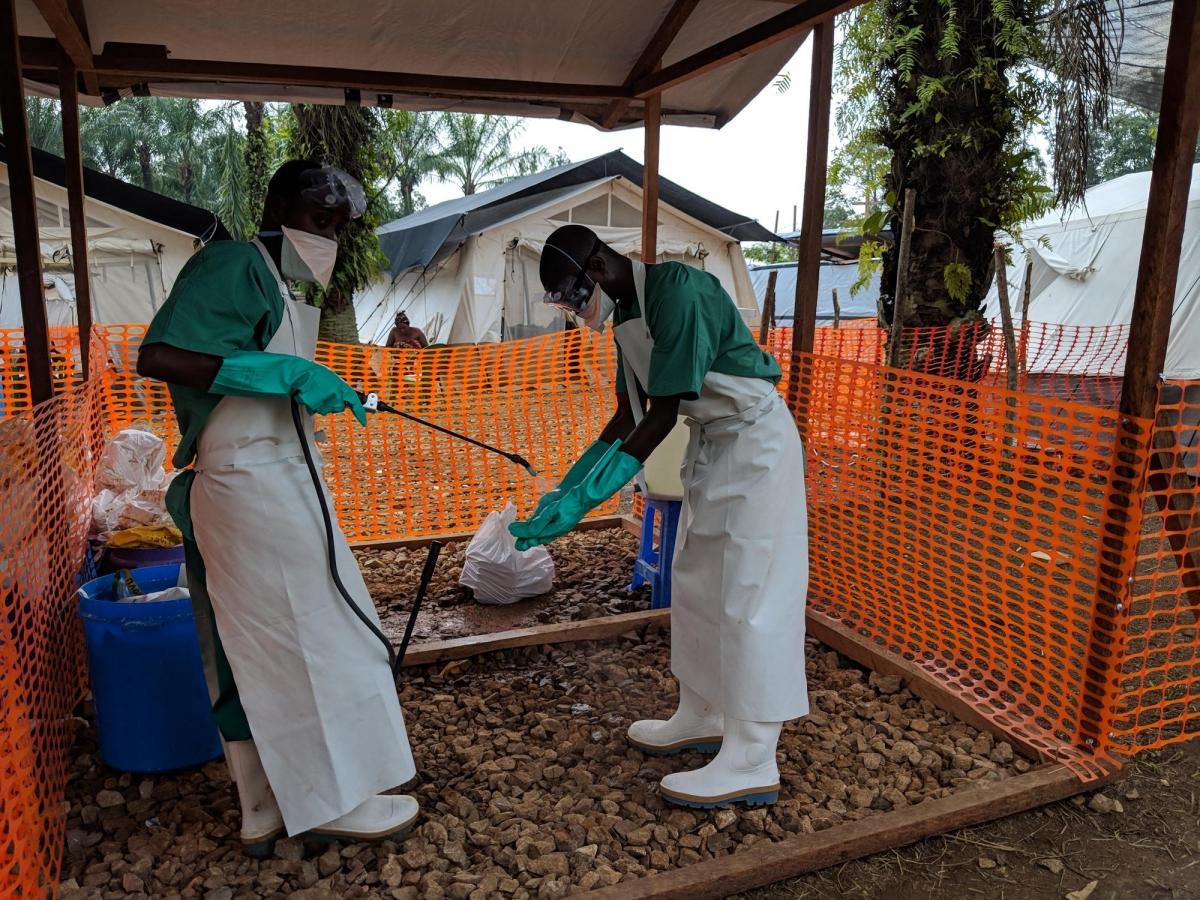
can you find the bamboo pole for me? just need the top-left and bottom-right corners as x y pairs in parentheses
(993, 244), (1019, 391)
(759, 269), (777, 345)
(886, 189), (916, 369)
(1018, 256), (1033, 384)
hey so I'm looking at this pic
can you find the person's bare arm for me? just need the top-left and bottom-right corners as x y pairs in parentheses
(137, 342), (221, 391)
(622, 394), (682, 462)
(598, 386), (638, 445)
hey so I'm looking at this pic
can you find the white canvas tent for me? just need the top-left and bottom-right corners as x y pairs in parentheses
(0, 142), (223, 327)
(983, 163), (1200, 380)
(356, 152), (775, 345)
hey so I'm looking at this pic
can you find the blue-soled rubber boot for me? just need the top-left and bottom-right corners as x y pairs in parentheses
(659, 719), (782, 809)
(627, 682), (723, 756)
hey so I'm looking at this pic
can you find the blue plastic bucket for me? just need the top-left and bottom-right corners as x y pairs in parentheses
(98, 544), (185, 576)
(77, 564), (222, 773)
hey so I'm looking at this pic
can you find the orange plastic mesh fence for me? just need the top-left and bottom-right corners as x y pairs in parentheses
(786, 351), (1151, 777)
(764, 321), (1129, 407)
(1, 346), (103, 896)
(1111, 379), (1200, 751)
(3, 321), (1199, 894)
(312, 330), (620, 539)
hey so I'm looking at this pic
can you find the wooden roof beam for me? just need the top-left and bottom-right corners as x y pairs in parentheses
(32, 0), (98, 92)
(87, 49), (629, 103)
(633, 0), (859, 98)
(599, 0), (702, 129)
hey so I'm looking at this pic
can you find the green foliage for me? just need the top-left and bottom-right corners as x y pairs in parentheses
(1059, 99), (1200, 189)
(833, 0), (1121, 334)
(435, 114), (550, 195)
(743, 243), (798, 264)
(942, 261), (972, 302)
(285, 105), (389, 340)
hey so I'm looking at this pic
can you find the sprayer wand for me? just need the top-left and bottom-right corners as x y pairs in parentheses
(357, 391), (538, 478)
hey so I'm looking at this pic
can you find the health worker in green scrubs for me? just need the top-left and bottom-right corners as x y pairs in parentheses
(138, 161), (417, 855)
(512, 224), (810, 809)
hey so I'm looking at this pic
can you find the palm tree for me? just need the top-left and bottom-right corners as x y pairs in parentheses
(379, 110), (444, 216)
(287, 104), (388, 343)
(435, 114), (546, 195)
(21, 99), (64, 156)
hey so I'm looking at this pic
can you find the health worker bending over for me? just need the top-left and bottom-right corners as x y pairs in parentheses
(512, 225), (809, 809)
(138, 161), (417, 854)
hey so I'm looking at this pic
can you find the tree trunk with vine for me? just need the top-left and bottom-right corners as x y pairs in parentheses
(243, 101), (270, 233)
(287, 104), (387, 344)
(876, 0), (1026, 380)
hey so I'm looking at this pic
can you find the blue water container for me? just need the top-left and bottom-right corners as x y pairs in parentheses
(77, 564), (222, 773)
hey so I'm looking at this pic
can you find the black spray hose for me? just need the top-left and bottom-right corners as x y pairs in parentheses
(292, 399), (439, 676)
(355, 391), (538, 478)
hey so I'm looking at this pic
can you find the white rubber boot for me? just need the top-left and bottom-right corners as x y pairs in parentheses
(627, 682), (724, 755)
(310, 794), (420, 842)
(659, 718), (782, 808)
(224, 741), (285, 857)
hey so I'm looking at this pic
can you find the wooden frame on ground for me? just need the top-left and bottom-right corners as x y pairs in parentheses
(363, 520), (1112, 898)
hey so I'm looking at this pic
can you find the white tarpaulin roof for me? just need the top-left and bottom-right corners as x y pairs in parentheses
(983, 163), (1200, 380)
(15, 0), (823, 130)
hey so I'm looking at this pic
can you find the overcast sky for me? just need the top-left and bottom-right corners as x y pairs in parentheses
(420, 42), (816, 235)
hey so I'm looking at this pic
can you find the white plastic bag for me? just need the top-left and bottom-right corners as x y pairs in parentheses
(459, 503), (555, 605)
(90, 431), (176, 542)
(97, 429), (166, 494)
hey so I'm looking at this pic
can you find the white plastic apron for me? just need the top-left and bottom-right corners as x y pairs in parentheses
(189, 240), (414, 835)
(614, 261), (809, 722)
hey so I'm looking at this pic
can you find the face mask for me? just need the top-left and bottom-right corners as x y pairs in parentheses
(262, 226), (339, 288)
(581, 288), (616, 332)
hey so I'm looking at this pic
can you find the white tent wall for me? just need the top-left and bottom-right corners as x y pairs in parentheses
(356, 178), (760, 345)
(0, 161), (199, 327)
(983, 164), (1200, 380)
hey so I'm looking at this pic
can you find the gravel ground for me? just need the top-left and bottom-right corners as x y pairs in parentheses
(356, 527), (650, 644)
(58, 629), (1028, 899)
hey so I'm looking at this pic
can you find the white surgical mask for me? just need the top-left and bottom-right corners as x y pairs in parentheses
(276, 226), (339, 288)
(581, 288), (616, 331)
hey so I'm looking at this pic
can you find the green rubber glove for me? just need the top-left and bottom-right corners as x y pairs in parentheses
(510, 441), (642, 550)
(210, 351), (367, 425)
(533, 439), (611, 514)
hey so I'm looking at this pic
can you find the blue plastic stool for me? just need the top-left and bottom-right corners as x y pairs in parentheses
(629, 497), (682, 609)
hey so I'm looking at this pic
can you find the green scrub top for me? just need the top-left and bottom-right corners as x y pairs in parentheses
(143, 240), (284, 469)
(613, 261), (781, 400)
(143, 239), (284, 744)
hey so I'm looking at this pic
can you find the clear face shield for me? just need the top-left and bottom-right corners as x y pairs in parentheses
(296, 166), (368, 219)
(541, 241), (601, 315)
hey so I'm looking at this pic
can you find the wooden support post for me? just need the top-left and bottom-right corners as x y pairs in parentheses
(1118, 0), (1200, 423)
(831, 286), (840, 329)
(0, 0), (53, 406)
(641, 93), (662, 263)
(1115, 0), (1200, 610)
(59, 59), (93, 379)
(791, 20), (834, 356)
(1077, 0), (1200, 758)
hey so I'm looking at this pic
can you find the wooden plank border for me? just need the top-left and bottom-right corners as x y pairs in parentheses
(401, 609), (668, 668)
(590, 763), (1108, 900)
(349, 514), (642, 552)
